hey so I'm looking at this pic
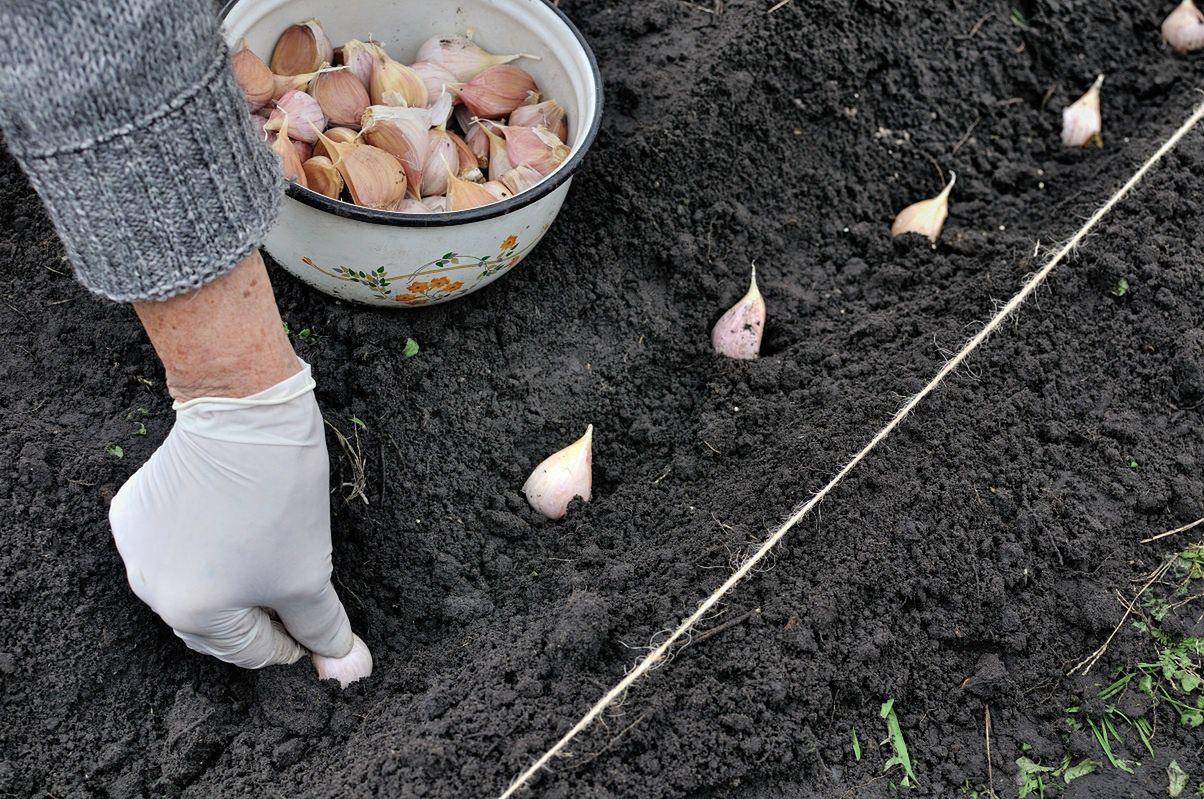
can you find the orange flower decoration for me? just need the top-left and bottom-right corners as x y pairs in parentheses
(395, 294), (418, 302)
(430, 277), (450, 288)
(448, 281), (464, 291)
(407, 281), (430, 292)
(500, 235), (518, 251)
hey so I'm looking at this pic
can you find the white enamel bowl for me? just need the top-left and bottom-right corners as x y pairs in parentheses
(221, 0), (602, 307)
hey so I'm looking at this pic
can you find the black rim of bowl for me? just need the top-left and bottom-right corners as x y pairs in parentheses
(219, 0), (604, 227)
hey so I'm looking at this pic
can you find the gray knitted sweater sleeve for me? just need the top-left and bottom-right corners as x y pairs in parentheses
(0, 0), (283, 303)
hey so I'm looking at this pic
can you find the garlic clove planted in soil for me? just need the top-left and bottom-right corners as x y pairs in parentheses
(508, 99), (568, 142)
(270, 18), (334, 76)
(711, 264), (766, 360)
(1163, 0), (1204, 52)
(415, 33), (536, 82)
(312, 634), (373, 688)
(310, 65), (371, 128)
(891, 171), (956, 243)
(232, 43), (275, 112)
(268, 89), (326, 143)
(314, 126), (407, 209)
(452, 65), (539, 119)
(302, 155), (344, 198)
(523, 425), (593, 520)
(1061, 75), (1104, 148)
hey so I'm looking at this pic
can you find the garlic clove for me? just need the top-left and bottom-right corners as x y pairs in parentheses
(501, 164), (544, 195)
(338, 39), (375, 88)
(501, 124), (569, 176)
(312, 126), (359, 159)
(268, 89), (326, 143)
(1061, 75), (1104, 148)
(397, 198), (433, 213)
(452, 65), (539, 119)
(415, 33), (537, 82)
(271, 70), (320, 100)
(314, 126), (407, 210)
(448, 131), (485, 182)
(421, 129), (459, 197)
(270, 18), (334, 76)
(361, 105), (430, 198)
(232, 43), (275, 112)
(266, 112), (308, 186)
(310, 65), (370, 129)
(411, 61), (459, 102)
(367, 43), (428, 108)
(890, 171), (955, 243)
(479, 121), (514, 181)
(447, 169), (499, 211)
(302, 155), (344, 198)
(522, 425), (593, 520)
(482, 180), (513, 201)
(456, 107), (490, 166)
(293, 139), (313, 163)
(312, 634), (373, 688)
(427, 88), (454, 129)
(1163, 0), (1204, 52)
(508, 99), (568, 142)
(711, 264), (766, 361)
(422, 194), (448, 212)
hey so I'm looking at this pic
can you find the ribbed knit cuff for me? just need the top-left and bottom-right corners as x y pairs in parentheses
(8, 44), (285, 303)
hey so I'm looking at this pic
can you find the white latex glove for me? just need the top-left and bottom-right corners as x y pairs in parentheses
(109, 362), (358, 671)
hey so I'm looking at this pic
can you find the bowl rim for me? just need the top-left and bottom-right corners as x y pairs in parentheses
(220, 0), (603, 228)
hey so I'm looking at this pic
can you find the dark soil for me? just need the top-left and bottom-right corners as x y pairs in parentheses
(3, 0), (1203, 797)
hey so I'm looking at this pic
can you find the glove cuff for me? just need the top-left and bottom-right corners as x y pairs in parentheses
(172, 360), (315, 412)
(171, 361), (322, 447)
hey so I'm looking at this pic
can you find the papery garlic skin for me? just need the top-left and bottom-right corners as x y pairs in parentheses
(312, 634), (373, 689)
(1061, 75), (1104, 148)
(423, 194), (449, 212)
(313, 126), (358, 160)
(890, 171), (956, 243)
(368, 44), (428, 108)
(523, 425), (593, 520)
(411, 61), (458, 102)
(482, 180), (512, 200)
(361, 105), (430, 198)
(397, 198), (433, 213)
(508, 99), (568, 142)
(271, 70), (319, 101)
(711, 265), (765, 361)
(479, 121), (514, 181)
(271, 18), (334, 76)
(447, 170), (499, 210)
(302, 155), (343, 198)
(501, 164), (544, 195)
(339, 39), (375, 87)
(502, 125), (569, 176)
(421, 129), (458, 197)
(1163, 0), (1204, 52)
(448, 131), (485, 182)
(310, 66), (371, 129)
(415, 33), (533, 82)
(265, 113), (307, 186)
(315, 127), (407, 210)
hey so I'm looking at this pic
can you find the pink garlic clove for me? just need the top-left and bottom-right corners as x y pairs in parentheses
(711, 264), (766, 360)
(1163, 0), (1204, 52)
(1061, 75), (1104, 148)
(522, 425), (593, 520)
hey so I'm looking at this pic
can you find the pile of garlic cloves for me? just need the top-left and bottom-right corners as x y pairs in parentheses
(233, 20), (570, 213)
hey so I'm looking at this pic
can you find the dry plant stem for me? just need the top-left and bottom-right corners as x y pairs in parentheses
(984, 705), (998, 799)
(326, 421), (369, 504)
(133, 251), (298, 402)
(1141, 516), (1204, 544)
(1066, 555), (1177, 676)
(496, 101), (1204, 799)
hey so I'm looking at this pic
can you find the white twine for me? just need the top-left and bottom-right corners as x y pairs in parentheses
(498, 101), (1204, 799)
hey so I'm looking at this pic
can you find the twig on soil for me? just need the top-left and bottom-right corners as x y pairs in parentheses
(984, 705), (999, 798)
(1141, 516), (1204, 544)
(767, 0), (793, 12)
(325, 420), (369, 504)
(496, 101), (1204, 799)
(1066, 554), (1177, 676)
(686, 607), (761, 648)
(951, 115), (981, 155)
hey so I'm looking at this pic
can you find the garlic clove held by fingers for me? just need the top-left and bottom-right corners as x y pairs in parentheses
(523, 425), (594, 520)
(891, 171), (955, 243)
(312, 634), (373, 688)
(711, 264), (766, 360)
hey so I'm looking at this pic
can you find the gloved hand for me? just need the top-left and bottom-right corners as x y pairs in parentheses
(109, 361), (357, 671)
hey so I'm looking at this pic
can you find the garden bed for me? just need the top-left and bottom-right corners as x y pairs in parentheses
(1, 0), (1202, 796)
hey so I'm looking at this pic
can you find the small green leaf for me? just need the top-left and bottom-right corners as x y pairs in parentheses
(1127, 458), (1139, 470)
(851, 725), (861, 761)
(106, 445), (124, 459)
(298, 328), (312, 340)
(1169, 760), (1189, 798)
(133, 421), (147, 436)
(1062, 759), (1096, 784)
(349, 416), (367, 430)
(441, 251), (455, 260)
(1111, 277), (1130, 297)
(282, 321), (290, 333)
(403, 338), (420, 358)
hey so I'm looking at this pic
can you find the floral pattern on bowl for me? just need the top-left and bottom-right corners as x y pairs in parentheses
(299, 234), (531, 306)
